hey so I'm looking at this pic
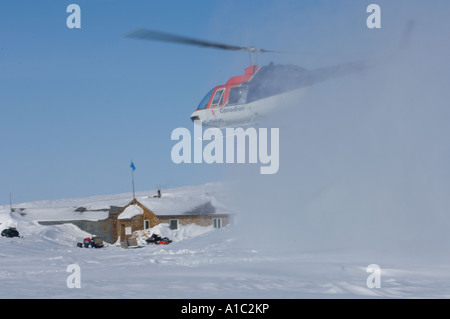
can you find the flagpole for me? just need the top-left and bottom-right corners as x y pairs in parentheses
(131, 161), (136, 201)
(131, 168), (135, 201)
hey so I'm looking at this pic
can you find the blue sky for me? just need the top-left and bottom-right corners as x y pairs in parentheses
(0, 0), (441, 204)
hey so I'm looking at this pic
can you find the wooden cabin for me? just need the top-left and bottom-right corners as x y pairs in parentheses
(115, 198), (231, 244)
(116, 199), (158, 242)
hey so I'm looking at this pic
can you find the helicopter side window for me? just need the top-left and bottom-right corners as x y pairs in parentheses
(210, 88), (225, 107)
(197, 88), (215, 110)
(228, 85), (248, 105)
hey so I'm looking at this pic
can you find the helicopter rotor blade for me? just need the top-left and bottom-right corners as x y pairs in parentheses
(124, 28), (277, 53)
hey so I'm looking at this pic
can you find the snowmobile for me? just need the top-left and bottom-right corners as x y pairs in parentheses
(1, 227), (20, 238)
(77, 236), (104, 248)
(145, 233), (172, 245)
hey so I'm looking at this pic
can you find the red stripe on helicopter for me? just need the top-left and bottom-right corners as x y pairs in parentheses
(206, 65), (260, 110)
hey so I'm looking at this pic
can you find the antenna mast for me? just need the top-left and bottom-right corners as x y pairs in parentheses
(249, 47), (258, 66)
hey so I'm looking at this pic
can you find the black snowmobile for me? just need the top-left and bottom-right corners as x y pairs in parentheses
(1, 227), (20, 238)
(145, 233), (172, 245)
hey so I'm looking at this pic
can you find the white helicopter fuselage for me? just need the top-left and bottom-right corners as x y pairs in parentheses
(190, 87), (307, 128)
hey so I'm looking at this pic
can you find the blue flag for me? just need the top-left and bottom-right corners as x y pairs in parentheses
(130, 161), (136, 171)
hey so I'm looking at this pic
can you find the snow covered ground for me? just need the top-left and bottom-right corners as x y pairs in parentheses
(2, 183), (450, 299)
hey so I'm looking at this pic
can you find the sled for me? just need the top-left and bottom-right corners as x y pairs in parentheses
(121, 237), (139, 249)
(91, 236), (104, 248)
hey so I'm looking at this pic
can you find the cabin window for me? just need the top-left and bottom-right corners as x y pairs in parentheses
(169, 219), (179, 230)
(228, 86), (248, 105)
(197, 88), (214, 110)
(211, 88), (225, 106)
(213, 218), (223, 229)
(144, 220), (150, 229)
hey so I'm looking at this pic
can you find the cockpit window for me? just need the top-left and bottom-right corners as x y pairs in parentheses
(197, 88), (214, 110)
(211, 88), (225, 106)
(228, 85), (248, 105)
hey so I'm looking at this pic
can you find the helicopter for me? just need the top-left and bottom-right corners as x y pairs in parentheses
(124, 28), (393, 128)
